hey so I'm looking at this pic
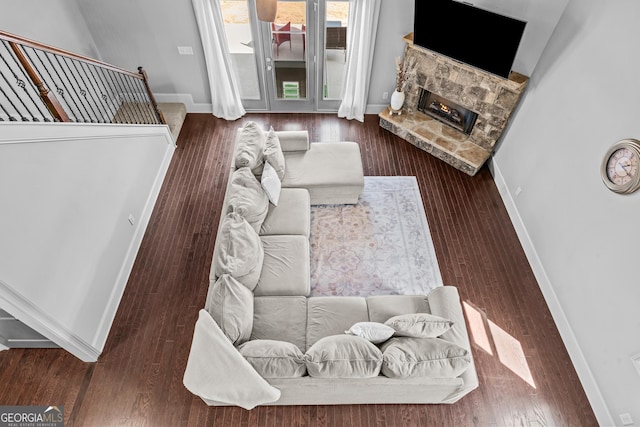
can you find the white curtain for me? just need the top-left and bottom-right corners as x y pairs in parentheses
(337, 0), (381, 122)
(192, 0), (246, 120)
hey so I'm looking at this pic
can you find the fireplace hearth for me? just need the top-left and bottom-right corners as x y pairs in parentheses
(418, 90), (478, 135)
(379, 33), (529, 176)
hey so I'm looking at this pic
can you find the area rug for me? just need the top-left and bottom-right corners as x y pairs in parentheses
(309, 176), (443, 297)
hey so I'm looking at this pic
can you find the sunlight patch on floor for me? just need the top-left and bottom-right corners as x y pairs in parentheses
(464, 301), (536, 388)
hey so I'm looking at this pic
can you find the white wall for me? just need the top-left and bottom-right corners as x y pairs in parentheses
(3, 0), (563, 113)
(0, 123), (174, 361)
(363, 0), (569, 109)
(492, 0), (640, 425)
(0, 0), (100, 59)
(74, 0), (211, 105)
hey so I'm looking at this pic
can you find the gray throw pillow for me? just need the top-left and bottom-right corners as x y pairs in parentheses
(380, 337), (471, 379)
(213, 212), (264, 290)
(208, 274), (254, 345)
(235, 121), (265, 170)
(227, 167), (269, 232)
(238, 339), (306, 378)
(305, 335), (382, 378)
(263, 127), (285, 180)
(384, 313), (453, 338)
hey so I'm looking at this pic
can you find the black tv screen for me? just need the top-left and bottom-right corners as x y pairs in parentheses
(413, 0), (526, 79)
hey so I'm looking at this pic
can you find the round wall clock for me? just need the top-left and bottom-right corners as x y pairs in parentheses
(601, 138), (640, 194)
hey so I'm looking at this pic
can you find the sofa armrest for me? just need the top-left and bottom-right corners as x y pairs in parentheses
(426, 286), (479, 402)
(275, 131), (309, 152)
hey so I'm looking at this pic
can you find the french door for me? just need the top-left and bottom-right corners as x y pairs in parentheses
(220, 0), (349, 112)
(260, 0), (315, 111)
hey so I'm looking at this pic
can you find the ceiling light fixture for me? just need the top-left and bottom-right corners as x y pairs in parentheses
(256, 0), (277, 22)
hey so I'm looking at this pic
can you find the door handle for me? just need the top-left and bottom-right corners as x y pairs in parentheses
(266, 65), (273, 71)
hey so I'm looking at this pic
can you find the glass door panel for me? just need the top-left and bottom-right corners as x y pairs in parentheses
(323, 1), (348, 99)
(220, 0), (266, 110)
(261, 0), (314, 111)
(316, 0), (348, 110)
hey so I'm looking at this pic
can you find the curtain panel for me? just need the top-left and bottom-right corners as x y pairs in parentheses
(337, 0), (381, 122)
(192, 0), (246, 120)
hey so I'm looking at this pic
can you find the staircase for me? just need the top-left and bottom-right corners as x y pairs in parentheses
(0, 30), (186, 142)
(158, 102), (187, 141)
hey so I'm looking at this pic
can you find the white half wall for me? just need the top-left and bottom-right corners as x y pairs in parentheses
(491, 0), (640, 425)
(0, 123), (175, 362)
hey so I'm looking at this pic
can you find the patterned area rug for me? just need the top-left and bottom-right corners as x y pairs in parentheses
(309, 176), (443, 297)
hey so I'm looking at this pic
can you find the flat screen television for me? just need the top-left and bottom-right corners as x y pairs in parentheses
(413, 0), (526, 79)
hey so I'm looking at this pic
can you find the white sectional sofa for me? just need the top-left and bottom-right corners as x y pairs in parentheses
(183, 122), (478, 409)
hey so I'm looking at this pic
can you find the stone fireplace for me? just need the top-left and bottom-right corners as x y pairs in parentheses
(379, 33), (528, 176)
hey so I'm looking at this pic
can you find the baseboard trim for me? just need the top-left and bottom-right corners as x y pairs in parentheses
(488, 157), (614, 427)
(365, 104), (387, 115)
(154, 93), (389, 117)
(0, 280), (100, 362)
(155, 93), (213, 113)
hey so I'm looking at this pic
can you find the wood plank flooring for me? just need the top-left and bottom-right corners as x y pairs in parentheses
(0, 113), (598, 426)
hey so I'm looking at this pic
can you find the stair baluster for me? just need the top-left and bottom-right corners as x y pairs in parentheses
(0, 30), (166, 126)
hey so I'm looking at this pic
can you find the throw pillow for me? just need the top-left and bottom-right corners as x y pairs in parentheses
(384, 313), (454, 338)
(260, 161), (281, 206)
(344, 322), (395, 344)
(238, 339), (307, 378)
(380, 337), (471, 379)
(304, 335), (382, 378)
(263, 127), (286, 180)
(213, 212), (264, 290)
(235, 121), (265, 171)
(208, 274), (254, 345)
(227, 167), (269, 232)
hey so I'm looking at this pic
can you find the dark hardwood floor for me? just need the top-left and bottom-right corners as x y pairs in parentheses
(0, 114), (598, 426)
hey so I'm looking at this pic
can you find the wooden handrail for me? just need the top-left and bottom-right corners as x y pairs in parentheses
(0, 30), (143, 80)
(8, 42), (70, 122)
(138, 67), (166, 124)
(1, 30), (164, 125)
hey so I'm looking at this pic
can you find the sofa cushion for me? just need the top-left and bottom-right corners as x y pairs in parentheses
(380, 337), (471, 379)
(345, 322), (395, 344)
(213, 212), (264, 290)
(227, 167), (269, 233)
(254, 235), (310, 296)
(305, 335), (382, 378)
(252, 296), (307, 352)
(259, 188), (310, 237)
(366, 295), (430, 323)
(385, 313), (454, 338)
(264, 128), (286, 180)
(238, 339), (306, 379)
(235, 121), (265, 171)
(306, 297), (369, 350)
(281, 142), (364, 205)
(260, 161), (281, 206)
(206, 274), (253, 345)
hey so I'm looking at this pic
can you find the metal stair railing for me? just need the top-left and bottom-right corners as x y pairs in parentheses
(0, 30), (165, 125)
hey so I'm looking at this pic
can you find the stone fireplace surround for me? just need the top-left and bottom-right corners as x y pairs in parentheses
(379, 33), (528, 176)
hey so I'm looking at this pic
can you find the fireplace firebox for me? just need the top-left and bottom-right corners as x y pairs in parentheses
(417, 89), (478, 135)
